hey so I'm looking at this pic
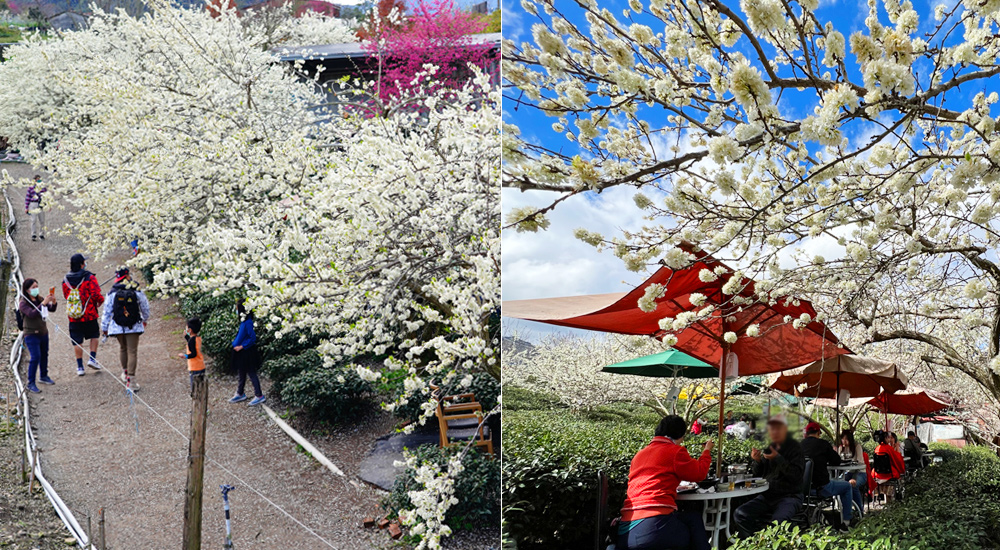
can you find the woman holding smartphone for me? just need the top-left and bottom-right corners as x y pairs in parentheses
(19, 278), (57, 393)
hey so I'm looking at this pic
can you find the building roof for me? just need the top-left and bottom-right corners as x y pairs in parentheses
(272, 32), (500, 62)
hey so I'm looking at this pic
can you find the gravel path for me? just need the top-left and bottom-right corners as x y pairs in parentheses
(5, 163), (394, 549)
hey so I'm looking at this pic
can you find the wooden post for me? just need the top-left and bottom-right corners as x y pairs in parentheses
(183, 374), (208, 550)
(97, 508), (106, 550)
(20, 446), (26, 483)
(86, 514), (92, 550)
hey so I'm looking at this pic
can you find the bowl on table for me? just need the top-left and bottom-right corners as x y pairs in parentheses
(697, 478), (718, 489)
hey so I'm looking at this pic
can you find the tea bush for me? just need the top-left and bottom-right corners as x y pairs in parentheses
(265, 349), (374, 421)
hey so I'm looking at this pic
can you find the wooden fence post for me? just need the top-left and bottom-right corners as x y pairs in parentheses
(183, 374), (208, 550)
(97, 508), (106, 550)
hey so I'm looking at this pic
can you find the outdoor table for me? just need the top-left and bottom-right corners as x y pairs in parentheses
(676, 482), (769, 549)
(828, 462), (866, 477)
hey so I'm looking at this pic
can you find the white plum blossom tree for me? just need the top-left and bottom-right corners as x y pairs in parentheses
(0, 3), (497, 545)
(503, 0), (1000, 418)
(503, 333), (720, 421)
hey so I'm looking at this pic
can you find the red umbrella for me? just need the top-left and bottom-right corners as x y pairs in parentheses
(503, 244), (849, 475)
(868, 386), (950, 416)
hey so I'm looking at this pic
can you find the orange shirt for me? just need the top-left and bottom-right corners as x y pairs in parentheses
(186, 335), (205, 372)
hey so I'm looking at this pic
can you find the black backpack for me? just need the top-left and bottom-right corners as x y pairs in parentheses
(112, 287), (141, 328)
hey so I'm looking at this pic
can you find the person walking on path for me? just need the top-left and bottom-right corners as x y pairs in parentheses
(229, 300), (265, 406)
(63, 253), (104, 376)
(101, 267), (150, 392)
(24, 175), (47, 241)
(19, 278), (57, 393)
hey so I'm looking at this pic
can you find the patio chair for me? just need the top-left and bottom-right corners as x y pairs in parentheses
(793, 459), (826, 527)
(594, 470), (613, 550)
(803, 459), (836, 527)
(871, 453), (901, 503)
(434, 392), (493, 455)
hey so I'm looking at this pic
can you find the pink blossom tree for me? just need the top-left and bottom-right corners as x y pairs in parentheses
(361, 0), (495, 104)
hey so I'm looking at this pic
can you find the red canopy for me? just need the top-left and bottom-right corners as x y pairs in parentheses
(868, 387), (951, 416)
(503, 246), (848, 375)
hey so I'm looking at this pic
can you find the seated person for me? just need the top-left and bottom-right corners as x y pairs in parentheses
(801, 423), (855, 527)
(889, 431), (904, 455)
(836, 429), (867, 516)
(903, 431), (924, 471)
(872, 431), (906, 499)
(734, 415), (805, 538)
(617, 415), (714, 550)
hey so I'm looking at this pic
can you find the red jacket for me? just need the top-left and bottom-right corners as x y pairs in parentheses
(62, 271), (104, 323)
(872, 444), (905, 481)
(621, 437), (711, 521)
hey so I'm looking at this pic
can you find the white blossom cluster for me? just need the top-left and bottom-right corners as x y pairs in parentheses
(0, 4), (497, 545)
(272, 11), (358, 46)
(396, 452), (464, 550)
(502, 0), (1000, 414)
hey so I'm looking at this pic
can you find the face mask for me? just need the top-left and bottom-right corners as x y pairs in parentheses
(29, 288), (39, 297)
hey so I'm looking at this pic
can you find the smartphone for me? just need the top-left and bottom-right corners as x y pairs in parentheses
(49, 287), (55, 295)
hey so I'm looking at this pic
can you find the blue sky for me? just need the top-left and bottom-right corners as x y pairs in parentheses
(501, 0), (987, 340)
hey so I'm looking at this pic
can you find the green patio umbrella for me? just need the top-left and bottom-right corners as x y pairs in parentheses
(601, 349), (717, 378)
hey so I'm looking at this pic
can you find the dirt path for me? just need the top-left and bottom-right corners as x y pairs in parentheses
(5, 163), (393, 549)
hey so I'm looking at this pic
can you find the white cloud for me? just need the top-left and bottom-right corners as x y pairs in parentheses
(501, 3), (525, 42)
(501, 185), (654, 338)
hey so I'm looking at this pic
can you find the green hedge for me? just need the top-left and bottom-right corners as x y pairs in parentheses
(845, 445), (1000, 550)
(385, 444), (501, 532)
(730, 523), (894, 550)
(264, 349), (374, 420)
(502, 391), (758, 549)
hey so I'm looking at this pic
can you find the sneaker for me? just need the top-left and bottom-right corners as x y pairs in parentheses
(39, 235), (44, 240)
(126, 379), (140, 392)
(38, 377), (55, 385)
(248, 395), (266, 406)
(31, 236), (36, 241)
(229, 394), (248, 404)
(121, 372), (128, 383)
(26, 383), (39, 393)
(76, 367), (85, 376)
(87, 357), (101, 370)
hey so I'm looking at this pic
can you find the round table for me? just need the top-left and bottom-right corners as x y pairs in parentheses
(828, 462), (866, 477)
(676, 482), (769, 549)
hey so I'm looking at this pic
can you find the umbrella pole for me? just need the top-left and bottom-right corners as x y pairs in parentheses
(716, 345), (728, 479)
(836, 372), (841, 438)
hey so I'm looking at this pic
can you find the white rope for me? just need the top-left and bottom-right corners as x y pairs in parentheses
(4, 189), (95, 549)
(7, 194), (339, 550)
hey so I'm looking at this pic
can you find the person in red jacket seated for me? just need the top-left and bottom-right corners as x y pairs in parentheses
(617, 415), (714, 550)
(873, 430), (905, 482)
